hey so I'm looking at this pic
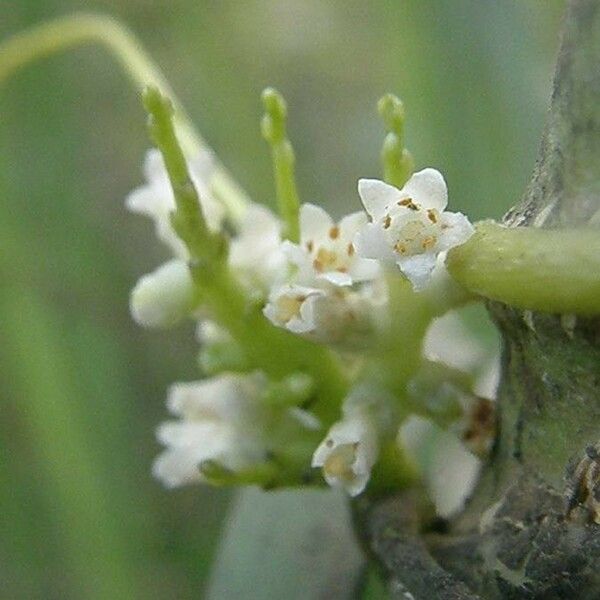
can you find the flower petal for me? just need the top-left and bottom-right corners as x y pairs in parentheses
(338, 211), (368, 238)
(403, 168), (448, 211)
(354, 223), (396, 262)
(300, 203), (334, 243)
(396, 253), (438, 290)
(143, 148), (166, 182)
(358, 179), (400, 220)
(438, 212), (474, 249)
(319, 271), (354, 287)
(280, 240), (307, 267)
(348, 257), (381, 283)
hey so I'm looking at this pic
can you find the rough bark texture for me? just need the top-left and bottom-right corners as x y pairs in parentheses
(358, 1), (600, 597)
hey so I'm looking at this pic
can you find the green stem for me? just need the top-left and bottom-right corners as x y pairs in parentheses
(144, 87), (347, 425)
(362, 271), (477, 434)
(261, 87), (301, 242)
(447, 220), (600, 315)
(0, 12), (250, 222)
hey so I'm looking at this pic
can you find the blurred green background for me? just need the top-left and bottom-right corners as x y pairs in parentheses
(0, 1), (563, 598)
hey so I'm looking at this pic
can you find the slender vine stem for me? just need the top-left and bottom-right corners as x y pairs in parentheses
(0, 12), (250, 222)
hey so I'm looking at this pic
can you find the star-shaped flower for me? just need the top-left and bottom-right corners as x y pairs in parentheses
(355, 169), (474, 290)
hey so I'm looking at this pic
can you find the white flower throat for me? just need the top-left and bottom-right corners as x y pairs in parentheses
(305, 225), (356, 275)
(384, 202), (443, 256)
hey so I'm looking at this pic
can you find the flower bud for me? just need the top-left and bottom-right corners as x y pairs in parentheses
(130, 259), (194, 328)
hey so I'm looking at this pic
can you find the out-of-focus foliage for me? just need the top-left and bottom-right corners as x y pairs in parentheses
(0, 1), (562, 598)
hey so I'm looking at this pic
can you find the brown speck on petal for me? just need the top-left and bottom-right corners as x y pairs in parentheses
(347, 243), (355, 256)
(398, 198), (418, 211)
(383, 215), (392, 229)
(329, 226), (340, 240)
(306, 240), (314, 252)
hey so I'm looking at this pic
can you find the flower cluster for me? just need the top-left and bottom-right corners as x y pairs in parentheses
(127, 87), (487, 511)
(153, 372), (318, 488)
(263, 203), (386, 345)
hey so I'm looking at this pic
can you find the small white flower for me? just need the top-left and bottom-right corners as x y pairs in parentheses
(228, 203), (288, 292)
(153, 372), (268, 488)
(129, 259), (194, 328)
(263, 283), (361, 343)
(284, 203), (380, 287)
(312, 412), (378, 496)
(126, 149), (224, 258)
(312, 387), (394, 496)
(263, 283), (326, 333)
(355, 169), (474, 290)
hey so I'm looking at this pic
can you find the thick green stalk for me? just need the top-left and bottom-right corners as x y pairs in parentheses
(447, 220), (600, 315)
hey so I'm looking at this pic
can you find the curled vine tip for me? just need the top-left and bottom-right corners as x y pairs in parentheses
(260, 86), (300, 243)
(377, 93), (414, 188)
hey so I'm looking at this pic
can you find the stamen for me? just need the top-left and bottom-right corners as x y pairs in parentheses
(329, 226), (340, 240)
(324, 443), (357, 481)
(398, 198), (418, 211)
(421, 236), (436, 250)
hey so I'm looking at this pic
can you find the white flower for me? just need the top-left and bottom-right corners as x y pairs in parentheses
(283, 203), (380, 287)
(260, 205), (388, 344)
(263, 283), (365, 343)
(312, 411), (378, 496)
(153, 372), (268, 488)
(311, 387), (394, 496)
(129, 259), (194, 328)
(228, 203), (288, 292)
(126, 149), (224, 258)
(355, 169), (474, 290)
(263, 284), (326, 334)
